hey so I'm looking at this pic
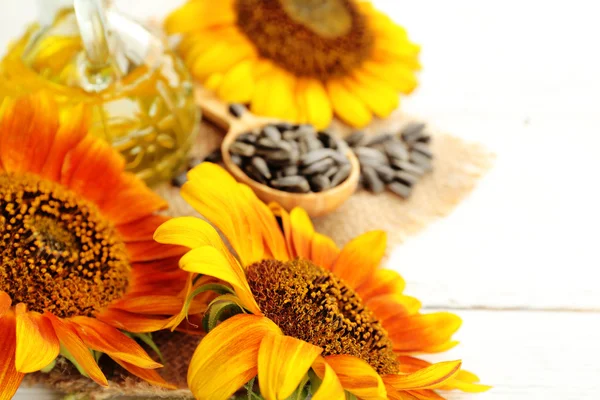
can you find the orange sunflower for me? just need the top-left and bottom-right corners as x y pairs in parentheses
(0, 94), (194, 399)
(165, 0), (420, 129)
(155, 163), (490, 400)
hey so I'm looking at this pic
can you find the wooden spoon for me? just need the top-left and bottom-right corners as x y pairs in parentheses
(195, 87), (360, 217)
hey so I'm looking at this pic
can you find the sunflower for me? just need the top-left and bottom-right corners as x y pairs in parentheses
(0, 94), (196, 399)
(154, 162), (490, 400)
(164, 0), (420, 129)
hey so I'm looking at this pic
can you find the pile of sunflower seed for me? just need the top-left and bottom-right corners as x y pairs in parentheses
(228, 123), (352, 193)
(346, 122), (433, 199)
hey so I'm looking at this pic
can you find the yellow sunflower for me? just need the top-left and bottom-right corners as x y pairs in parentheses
(0, 94), (198, 399)
(154, 163), (489, 400)
(165, 0), (420, 129)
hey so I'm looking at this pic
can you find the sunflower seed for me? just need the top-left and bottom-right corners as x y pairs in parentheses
(237, 132), (258, 144)
(409, 150), (433, 171)
(228, 103), (246, 118)
(390, 160), (425, 176)
(263, 125), (281, 142)
(301, 158), (335, 176)
(230, 142), (255, 157)
(301, 148), (335, 166)
(354, 147), (388, 164)
(310, 175), (331, 192)
(388, 182), (412, 199)
(231, 154), (243, 167)
(275, 122), (295, 131)
(257, 137), (281, 149)
(246, 164), (267, 184)
(283, 165), (298, 176)
(202, 149), (222, 164)
(282, 130), (304, 141)
(375, 165), (396, 183)
(365, 133), (394, 147)
(265, 149), (291, 164)
(395, 171), (419, 186)
(171, 171), (188, 187)
(345, 131), (365, 147)
(330, 164), (351, 187)
(297, 124), (317, 137)
(400, 122), (426, 143)
(362, 167), (385, 194)
(251, 157), (272, 179)
(271, 176), (310, 193)
(303, 136), (324, 152)
(411, 142), (433, 158)
(384, 141), (409, 161)
(276, 140), (294, 153)
(323, 165), (339, 179)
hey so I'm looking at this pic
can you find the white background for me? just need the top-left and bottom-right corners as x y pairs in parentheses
(1, 0), (599, 399)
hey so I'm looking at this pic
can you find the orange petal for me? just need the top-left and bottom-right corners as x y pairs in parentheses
(71, 317), (161, 369)
(383, 360), (461, 390)
(108, 295), (185, 315)
(332, 231), (387, 288)
(311, 357), (345, 400)
(387, 313), (462, 353)
(15, 304), (59, 373)
(188, 314), (281, 400)
(324, 355), (387, 400)
(356, 269), (406, 301)
(117, 215), (171, 243)
(126, 240), (186, 262)
(113, 358), (176, 389)
(269, 203), (295, 257)
(258, 333), (322, 400)
(0, 94), (58, 175)
(385, 386), (421, 400)
(290, 208), (315, 259)
(45, 313), (108, 387)
(367, 294), (422, 321)
(0, 291), (11, 317)
(94, 309), (169, 334)
(0, 311), (25, 400)
(60, 135), (126, 209)
(310, 233), (340, 270)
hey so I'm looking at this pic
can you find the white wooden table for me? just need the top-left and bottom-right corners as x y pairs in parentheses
(2, 0), (599, 399)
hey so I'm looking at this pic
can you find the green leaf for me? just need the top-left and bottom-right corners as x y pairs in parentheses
(40, 358), (57, 373)
(180, 283), (236, 324)
(286, 374), (310, 400)
(202, 296), (245, 332)
(129, 332), (165, 365)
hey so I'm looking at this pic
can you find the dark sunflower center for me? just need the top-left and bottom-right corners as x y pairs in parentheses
(235, 0), (375, 80)
(246, 258), (399, 375)
(0, 173), (130, 318)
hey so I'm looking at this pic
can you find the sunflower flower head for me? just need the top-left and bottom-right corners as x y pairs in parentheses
(165, 0), (420, 128)
(155, 162), (490, 400)
(0, 93), (195, 398)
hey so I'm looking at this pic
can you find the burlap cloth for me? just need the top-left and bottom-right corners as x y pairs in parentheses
(24, 112), (494, 399)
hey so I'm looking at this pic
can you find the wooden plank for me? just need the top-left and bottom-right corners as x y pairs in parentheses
(15, 310), (600, 399)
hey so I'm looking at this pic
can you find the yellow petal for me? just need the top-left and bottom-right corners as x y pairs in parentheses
(341, 72), (399, 118)
(258, 333), (322, 400)
(310, 233), (340, 270)
(383, 361), (461, 390)
(296, 78), (333, 130)
(361, 61), (418, 94)
(356, 269), (406, 301)
(179, 246), (261, 315)
(326, 79), (372, 128)
(367, 294), (422, 321)
(290, 208), (315, 259)
(311, 357), (345, 400)
(192, 40), (255, 81)
(164, 0), (236, 34)
(386, 313), (462, 353)
(204, 73), (224, 91)
(332, 230), (387, 288)
(324, 355), (387, 400)
(154, 216), (228, 250)
(188, 314), (281, 400)
(250, 61), (277, 116)
(260, 69), (298, 121)
(218, 59), (257, 104)
(0, 311), (25, 400)
(15, 305), (59, 373)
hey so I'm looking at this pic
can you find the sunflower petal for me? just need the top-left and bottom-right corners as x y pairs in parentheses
(311, 357), (345, 400)
(296, 78), (333, 130)
(332, 230), (387, 288)
(164, 0), (236, 34)
(117, 215), (170, 243)
(383, 361), (461, 390)
(269, 203), (295, 257)
(15, 305), (59, 373)
(367, 294), (422, 320)
(0, 291), (11, 317)
(45, 313), (108, 387)
(258, 333), (322, 400)
(356, 269), (406, 301)
(179, 246), (261, 315)
(326, 79), (372, 128)
(108, 295), (185, 315)
(341, 72), (399, 118)
(113, 358), (176, 389)
(310, 233), (340, 270)
(386, 313), (462, 353)
(126, 240), (186, 263)
(218, 59), (257, 104)
(71, 317), (161, 369)
(0, 311), (25, 400)
(188, 314), (280, 400)
(290, 208), (315, 259)
(94, 309), (170, 334)
(259, 68), (297, 121)
(192, 39), (256, 81)
(154, 216), (234, 250)
(324, 355), (387, 400)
